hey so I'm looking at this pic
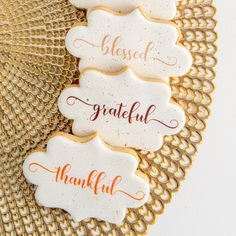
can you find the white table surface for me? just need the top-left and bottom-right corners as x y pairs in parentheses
(149, 1), (236, 235)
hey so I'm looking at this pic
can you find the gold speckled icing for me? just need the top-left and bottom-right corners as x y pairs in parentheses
(66, 8), (192, 81)
(23, 133), (150, 224)
(58, 68), (186, 151)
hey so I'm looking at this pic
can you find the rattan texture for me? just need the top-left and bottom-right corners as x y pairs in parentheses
(0, 0), (217, 235)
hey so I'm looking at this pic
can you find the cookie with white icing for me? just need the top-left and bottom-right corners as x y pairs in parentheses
(69, 0), (177, 20)
(58, 68), (186, 152)
(23, 133), (150, 224)
(66, 8), (192, 81)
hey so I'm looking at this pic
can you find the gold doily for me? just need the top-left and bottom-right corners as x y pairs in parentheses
(0, 0), (217, 235)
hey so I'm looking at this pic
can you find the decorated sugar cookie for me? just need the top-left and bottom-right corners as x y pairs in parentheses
(23, 133), (149, 224)
(66, 8), (192, 81)
(69, 0), (177, 20)
(58, 68), (186, 152)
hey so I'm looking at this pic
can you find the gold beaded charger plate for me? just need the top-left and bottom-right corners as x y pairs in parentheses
(0, 0), (217, 235)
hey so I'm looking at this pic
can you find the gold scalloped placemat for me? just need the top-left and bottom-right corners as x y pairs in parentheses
(0, 0), (217, 235)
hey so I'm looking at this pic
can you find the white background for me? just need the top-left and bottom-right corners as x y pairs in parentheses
(149, 1), (236, 235)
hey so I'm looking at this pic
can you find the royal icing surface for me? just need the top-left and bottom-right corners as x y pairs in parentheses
(69, 0), (177, 20)
(66, 9), (192, 80)
(23, 133), (149, 224)
(58, 69), (186, 152)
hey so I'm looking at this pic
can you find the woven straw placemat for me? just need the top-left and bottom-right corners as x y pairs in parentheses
(0, 0), (217, 235)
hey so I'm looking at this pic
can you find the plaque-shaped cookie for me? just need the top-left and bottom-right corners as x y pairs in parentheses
(23, 133), (150, 224)
(66, 9), (192, 80)
(58, 68), (186, 152)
